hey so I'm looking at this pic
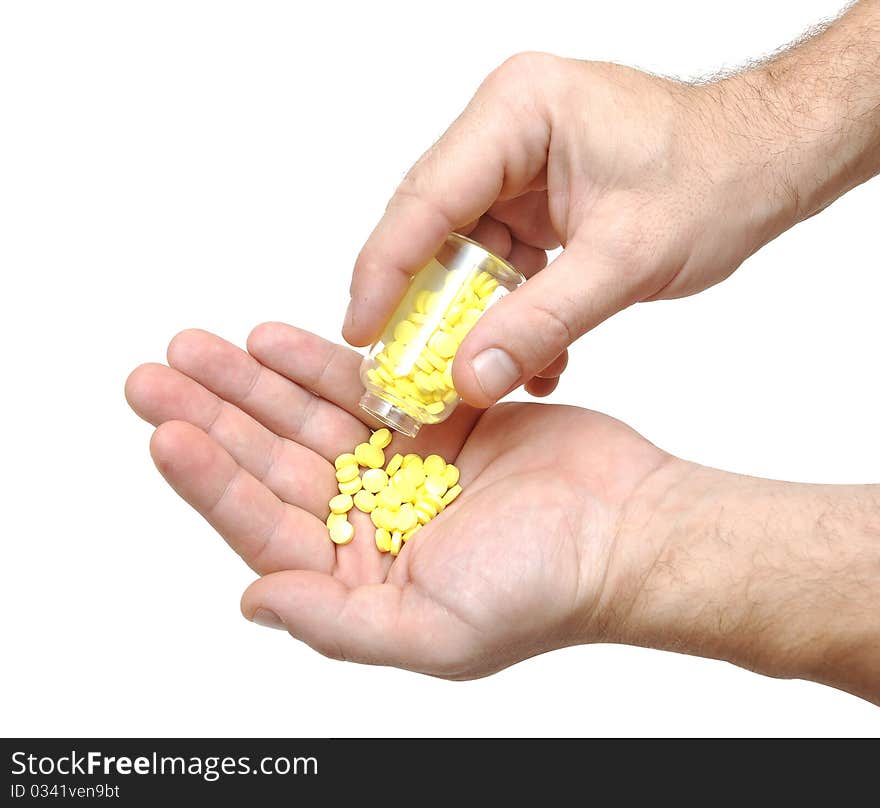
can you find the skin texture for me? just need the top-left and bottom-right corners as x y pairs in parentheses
(344, 1), (880, 408)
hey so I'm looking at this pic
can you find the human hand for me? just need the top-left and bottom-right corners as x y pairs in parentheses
(125, 323), (674, 677)
(343, 55), (788, 406)
(126, 325), (880, 698)
(345, 22), (880, 408)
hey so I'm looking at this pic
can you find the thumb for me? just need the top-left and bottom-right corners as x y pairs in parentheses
(452, 242), (634, 407)
(343, 54), (555, 348)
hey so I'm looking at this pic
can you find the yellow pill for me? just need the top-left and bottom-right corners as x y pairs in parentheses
(460, 308), (481, 329)
(370, 508), (383, 528)
(375, 352), (397, 373)
(390, 531), (403, 557)
(370, 428), (392, 449)
(428, 370), (446, 391)
(376, 486), (402, 510)
(444, 301), (464, 323)
(353, 489), (376, 513)
(414, 371), (433, 395)
(442, 484), (462, 506)
(388, 341), (408, 364)
(366, 368), (382, 385)
(335, 464), (359, 483)
(329, 518), (355, 545)
(379, 508), (396, 531)
(425, 401), (445, 415)
(355, 442), (385, 469)
(443, 464), (460, 487)
(337, 476), (362, 496)
(414, 290), (432, 314)
(423, 454), (446, 477)
(414, 503), (436, 524)
(414, 355), (434, 374)
(402, 453), (422, 469)
(443, 389), (458, 403)
(477, 277), (499, 298)
(423, 348), (446, 372)
(409, 311), (428, 325)
(391, 473), (417, 503)
(402, 525), (420, 542)
(329, 493), (353, 514)
(395, 378), (420, 400)
(334, 453), (357, 470)
(429, 331), (458, 359)
(385, 452), (404, 476)
(395, 503), (417, 532)
(422, 491), (445, 512)
(404, 463), (426, 488)
(362, 468), (389, 493)
(394, 319), (418, 344)
(424, 475), (448, 498)
(375, 528), (392, 553)
(376, 366), (395, 385)
(326, 512), (348, 529)
(368, 445), (388, 468)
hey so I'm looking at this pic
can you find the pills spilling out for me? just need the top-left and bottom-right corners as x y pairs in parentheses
(326, 428), (462, 556)
(365, 269), (502, 421)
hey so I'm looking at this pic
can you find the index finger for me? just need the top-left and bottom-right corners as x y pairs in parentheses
(343, 53), (554, 347)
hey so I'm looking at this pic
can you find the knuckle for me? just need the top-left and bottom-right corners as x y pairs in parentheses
(489, 51), (555, 86)
(527, 301), (575, 355)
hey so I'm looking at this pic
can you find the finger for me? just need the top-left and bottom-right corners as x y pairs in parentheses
(534, 349), (568, 379)
(151, 421), (335, 575)
(453, 241), (633, 407)
(242, 571), (468, 675)
(126, 363), (335, 518)
(466, 216), (512, 259)
(167, 328), (368, 462)
(524, 376), (559, 397)
(246, 322), (383, 432)
(344, 54), (553, 347)
(489, 190), (561, 250)
(507, 238), (548, 278)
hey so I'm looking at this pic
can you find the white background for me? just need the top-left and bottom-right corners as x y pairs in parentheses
(2, 0), (878, 737)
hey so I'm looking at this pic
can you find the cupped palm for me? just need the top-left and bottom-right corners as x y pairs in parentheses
(126, 323), (667, 677)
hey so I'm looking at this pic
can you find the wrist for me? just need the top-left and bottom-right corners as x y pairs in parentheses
(704, 5), (880, 235)
(600, 460), (880, 702)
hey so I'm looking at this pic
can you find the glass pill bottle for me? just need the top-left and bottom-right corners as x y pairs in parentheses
(359, 233), (525, 437)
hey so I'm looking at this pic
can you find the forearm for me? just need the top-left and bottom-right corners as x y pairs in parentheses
(712, 0), (880, 234)
(610, 460), (880, 703)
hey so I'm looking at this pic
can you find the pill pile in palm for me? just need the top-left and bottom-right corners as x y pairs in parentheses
(365, 269), (500, 417)
(326, 428), (461, 556)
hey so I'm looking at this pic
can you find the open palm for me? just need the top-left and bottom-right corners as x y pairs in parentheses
(126, 323), (669, 677)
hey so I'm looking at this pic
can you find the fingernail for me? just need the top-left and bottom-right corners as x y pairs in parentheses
(471, 348), (520, 401)
(251, 608), (287, 631)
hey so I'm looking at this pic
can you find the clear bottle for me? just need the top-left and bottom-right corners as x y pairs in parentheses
(359, 233), (525, 437)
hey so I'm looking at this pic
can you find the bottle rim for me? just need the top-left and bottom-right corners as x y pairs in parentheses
(359, 391), (422, 438)
(443, 233), (526, 287)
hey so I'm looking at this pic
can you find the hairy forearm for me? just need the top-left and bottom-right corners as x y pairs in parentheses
(715, 0), (880, 231)
(609, 460), (880, 703)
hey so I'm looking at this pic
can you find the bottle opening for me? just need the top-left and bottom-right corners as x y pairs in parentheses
(359, 391), (421, 438)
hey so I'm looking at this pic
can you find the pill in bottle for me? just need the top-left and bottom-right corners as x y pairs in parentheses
(358, 233), (525, 437)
